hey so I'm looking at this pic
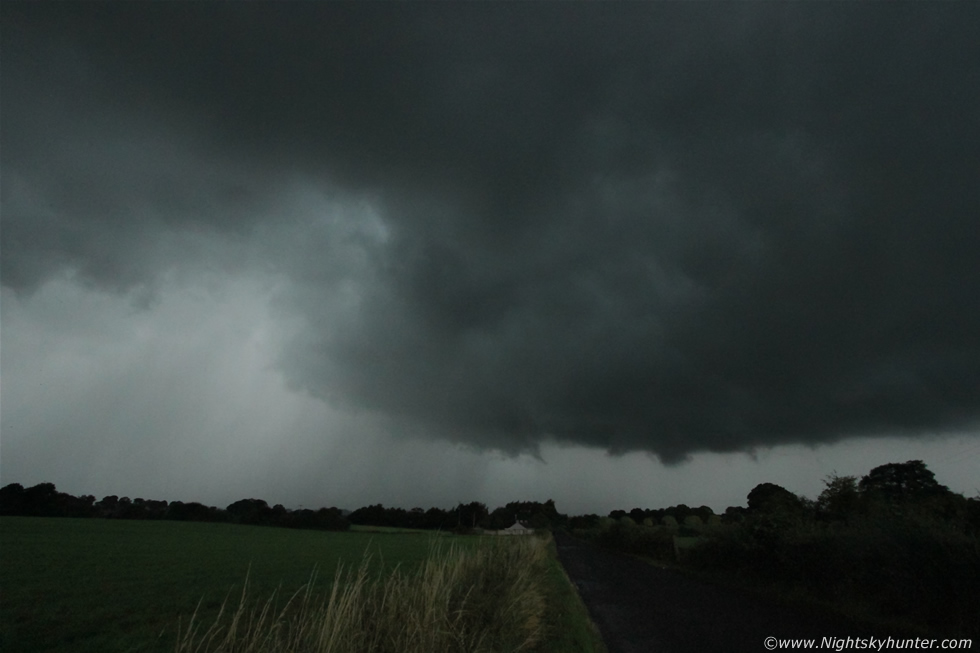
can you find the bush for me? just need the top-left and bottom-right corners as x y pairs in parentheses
(685, 512), (980, 637)
(596, 519), (675, 560)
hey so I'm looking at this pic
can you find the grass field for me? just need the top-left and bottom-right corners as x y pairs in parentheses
(1, 517), (604, 653)
(348, 524), (446, 534)
(0, 517), (472, 653)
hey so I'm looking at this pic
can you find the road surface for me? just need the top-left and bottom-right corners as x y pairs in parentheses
(553, 531), (899, 653)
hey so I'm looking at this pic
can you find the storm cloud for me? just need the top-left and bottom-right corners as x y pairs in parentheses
(3, 3), (979, 464)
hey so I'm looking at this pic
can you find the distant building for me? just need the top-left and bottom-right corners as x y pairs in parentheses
(499, 520), (532, 535)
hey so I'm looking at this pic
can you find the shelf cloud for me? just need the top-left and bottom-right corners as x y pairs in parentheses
(3, 3), (979, 465)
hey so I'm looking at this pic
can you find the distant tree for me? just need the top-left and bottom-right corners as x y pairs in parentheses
(817, 473), (860, 520)
(168, 501), (221, 522)
(423, 506), (451, 530)
(692, 505), (715, 522)
(501, 500), (565, 529)
(123, 498), (148, 519)
(349, 504), (388, 526)
(746, 483), (804, 514)
(64, 493), (97, 518)
(97, 495), (120, 518)
(407, 507), (425, 529)
(117, 497), (134, 518)
(227, 498), (273, 525)
(723, 506), (747, 523)
(0, 483), (95, 518)
(386, 506), (409, 528)
(670, 504), (693, 522)
(645, 508), (666, 524)
(271, 504), (288, 525)
(285, 508), (317, 529)
(0, 483), (26, 515)
(487, 506), (513, 530)
(454, 502), (489, 530)
(569, 513), (601, 530)
(858, 460), (949, 501)
(143, 499), (169, 520)
(966, 496), (980, 535)
(284, 506), (349, 531)
(23, 483), (61, 516)
(314, 507), (350, 531)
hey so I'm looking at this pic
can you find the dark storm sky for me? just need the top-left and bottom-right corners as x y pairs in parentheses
(3, 2), (979, 475)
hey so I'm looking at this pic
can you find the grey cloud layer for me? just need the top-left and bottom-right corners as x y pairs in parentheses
(3, 3), (979, 461)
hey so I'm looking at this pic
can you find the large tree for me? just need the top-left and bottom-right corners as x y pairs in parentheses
(746, 482), (804, 514)
(816, 473), (860, 520)
(858, 460), (948, 501)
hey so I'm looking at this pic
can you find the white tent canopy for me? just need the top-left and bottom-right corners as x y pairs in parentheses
(500, 520), (531, 535)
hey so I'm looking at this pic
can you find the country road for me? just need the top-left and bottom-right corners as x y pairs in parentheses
(553, 531), (902, 653)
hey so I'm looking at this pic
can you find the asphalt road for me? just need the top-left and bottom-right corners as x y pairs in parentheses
(553, 531), (894, 653)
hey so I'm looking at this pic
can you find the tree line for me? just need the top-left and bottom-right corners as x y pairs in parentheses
(0, 483), (568, 534)
(348, 499), (566, 531)
(573, 459), (979, 539)
(0, 482), (351, 531)
(571, 460), (980, 638)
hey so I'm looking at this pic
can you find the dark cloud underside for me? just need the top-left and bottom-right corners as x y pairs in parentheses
(3, 3), (979, 461)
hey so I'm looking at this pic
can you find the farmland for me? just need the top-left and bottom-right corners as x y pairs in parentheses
(0, 517), (474, 653)
(0, 517), (604, 653)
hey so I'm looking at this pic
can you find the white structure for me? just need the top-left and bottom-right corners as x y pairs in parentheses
(499, 520), (532, 535)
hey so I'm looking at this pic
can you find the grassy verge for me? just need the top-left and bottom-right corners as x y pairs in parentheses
(538, 538), (607, 653)
(174, 535), (551, 653)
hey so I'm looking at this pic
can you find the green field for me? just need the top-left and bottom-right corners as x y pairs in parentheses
(0, 517), (471, 653)
(349, 524), (446, 534)
(1, 517), (604, 653)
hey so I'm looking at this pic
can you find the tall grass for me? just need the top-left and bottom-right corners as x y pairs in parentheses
(174, 536), (548, 653)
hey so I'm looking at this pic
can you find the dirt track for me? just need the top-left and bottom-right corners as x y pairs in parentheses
(553, 531), (897, 653)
